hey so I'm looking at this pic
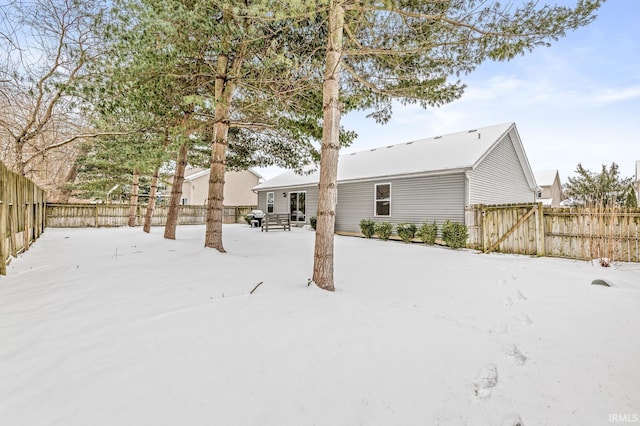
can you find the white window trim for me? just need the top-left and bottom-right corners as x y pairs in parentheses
(266, 191), (274, 213)
(374, 183), (391, 217)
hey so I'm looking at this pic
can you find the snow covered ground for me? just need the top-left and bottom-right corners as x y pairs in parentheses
(0, 224), (638, 426)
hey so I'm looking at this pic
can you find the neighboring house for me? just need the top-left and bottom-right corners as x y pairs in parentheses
(175, 168), (262, 206)
(533, 169), (564, 207)
(253, 122), (537, 232)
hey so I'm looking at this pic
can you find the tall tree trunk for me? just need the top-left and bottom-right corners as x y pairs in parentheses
(143, 167), (160, 233)
(164, 142), (189, 239)
(204, 119), (228, 252)
(204, 49), (238, 252)
(128, 168), (140, 227)
(312, 0), (345, 292)
(14, 142), (26, 176)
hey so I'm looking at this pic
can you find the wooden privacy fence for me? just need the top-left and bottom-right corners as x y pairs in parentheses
(466, 203), (640, 263)
(1, 161), (47, 275)
(46, 204), (256, 228)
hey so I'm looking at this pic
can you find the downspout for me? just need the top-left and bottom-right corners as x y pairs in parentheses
(464, 170), (471, 207)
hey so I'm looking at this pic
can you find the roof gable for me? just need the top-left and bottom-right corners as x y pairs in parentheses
(534, 170), (560, 187)
(255, 123), (536, 190)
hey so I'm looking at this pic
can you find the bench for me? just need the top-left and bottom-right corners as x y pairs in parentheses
(261, 213), (291, 232)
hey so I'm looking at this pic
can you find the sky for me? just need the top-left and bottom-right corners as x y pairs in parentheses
(256, 1), (640, 184)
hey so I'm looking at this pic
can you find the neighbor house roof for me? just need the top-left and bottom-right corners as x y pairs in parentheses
(184, 168), (263, 181)
(254, 122), (536, 190)
(533, 170), (559, 187)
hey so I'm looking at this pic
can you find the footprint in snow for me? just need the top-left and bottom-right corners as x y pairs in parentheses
(514, 289), (527, 301)
(472, 364), (498, 399)
(514, 313), (532, 325)
(503, 344), (527, 365)
(489, 323), (509, 335)
(502, 297), (514, 307)
(501, 413), (524, 426)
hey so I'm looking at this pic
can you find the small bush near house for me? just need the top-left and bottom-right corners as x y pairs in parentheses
(441, 220), (468, 249)
(310, 216), (317, 230)
(244, 215), (252, 225)
(396, 223), (417, 243)
(374, 222), (393, 241)
(359, 219), (376, 238)
(416, 221), (438, 245)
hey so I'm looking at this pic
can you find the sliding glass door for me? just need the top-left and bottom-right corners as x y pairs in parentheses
(289, 192), (306, 223)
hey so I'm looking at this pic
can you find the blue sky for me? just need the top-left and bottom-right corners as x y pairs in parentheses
(259, 1), (640, 184)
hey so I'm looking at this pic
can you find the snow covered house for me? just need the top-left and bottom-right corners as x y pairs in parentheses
(534, 169), (564, 207)
(253, 122), (537, 233)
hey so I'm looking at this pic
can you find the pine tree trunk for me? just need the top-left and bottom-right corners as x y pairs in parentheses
(164, 142), (189, 239)
(312, 0), (344, 292)
(204, 120), (228, 252)
(143, 168), (159, 233)
(128, 169), (140, 227)
(204, 49), (237, 253)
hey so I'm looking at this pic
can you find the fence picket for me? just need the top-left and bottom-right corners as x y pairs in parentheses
(45, 204), (257, 228)
(468, 203), (640, 263)
(0, 161), (47, 275)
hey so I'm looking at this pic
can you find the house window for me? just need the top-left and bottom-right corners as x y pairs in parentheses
(375, 183), (391, 216)
(181, 198), (188, 205)
(266, 192), (274, 213)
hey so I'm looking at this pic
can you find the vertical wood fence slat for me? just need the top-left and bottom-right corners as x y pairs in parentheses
(469, 203), (640, 263)
(0, 161), (47, 275)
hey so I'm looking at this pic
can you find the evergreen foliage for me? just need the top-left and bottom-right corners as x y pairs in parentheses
(416, 221), (438, 245)
(563, 163), (635, 207)
(396, 223), (417, 243)
(374, 222), (393, 241)
(359, 219), (376, 238)
(311, 0), (604, 290)
(441, 220), (468, 249)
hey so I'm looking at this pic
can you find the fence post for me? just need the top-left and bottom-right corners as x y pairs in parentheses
(480, 205), (488, 253)
(534, 202), (545, 256)
(0, 200), (6, 276)
(24, 203), (30, 252)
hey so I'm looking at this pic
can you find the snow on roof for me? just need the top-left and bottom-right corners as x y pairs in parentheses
(182, 168), (263, 181)
(184, 168), (209, 180)
(533, 170), (559, 187)
(255, 122), (515, 190)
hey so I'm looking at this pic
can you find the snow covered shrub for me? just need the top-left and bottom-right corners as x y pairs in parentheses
(416, 221), (438, 245)
(310, 216), (317, 230)
(359, 219), (376, 238)
(441, 220), (468, 249)
(374, 222), (393, 241)
(396, 223), (417, 243)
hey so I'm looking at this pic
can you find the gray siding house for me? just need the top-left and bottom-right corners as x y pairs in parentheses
(253, 122), (537, 233)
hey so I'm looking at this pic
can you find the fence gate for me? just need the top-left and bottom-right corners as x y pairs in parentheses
(468, 203), (545, 256)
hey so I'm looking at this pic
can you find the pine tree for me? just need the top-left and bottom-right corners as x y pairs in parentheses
(564, 162), (635, 207)
(311, 0), (603, 291)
